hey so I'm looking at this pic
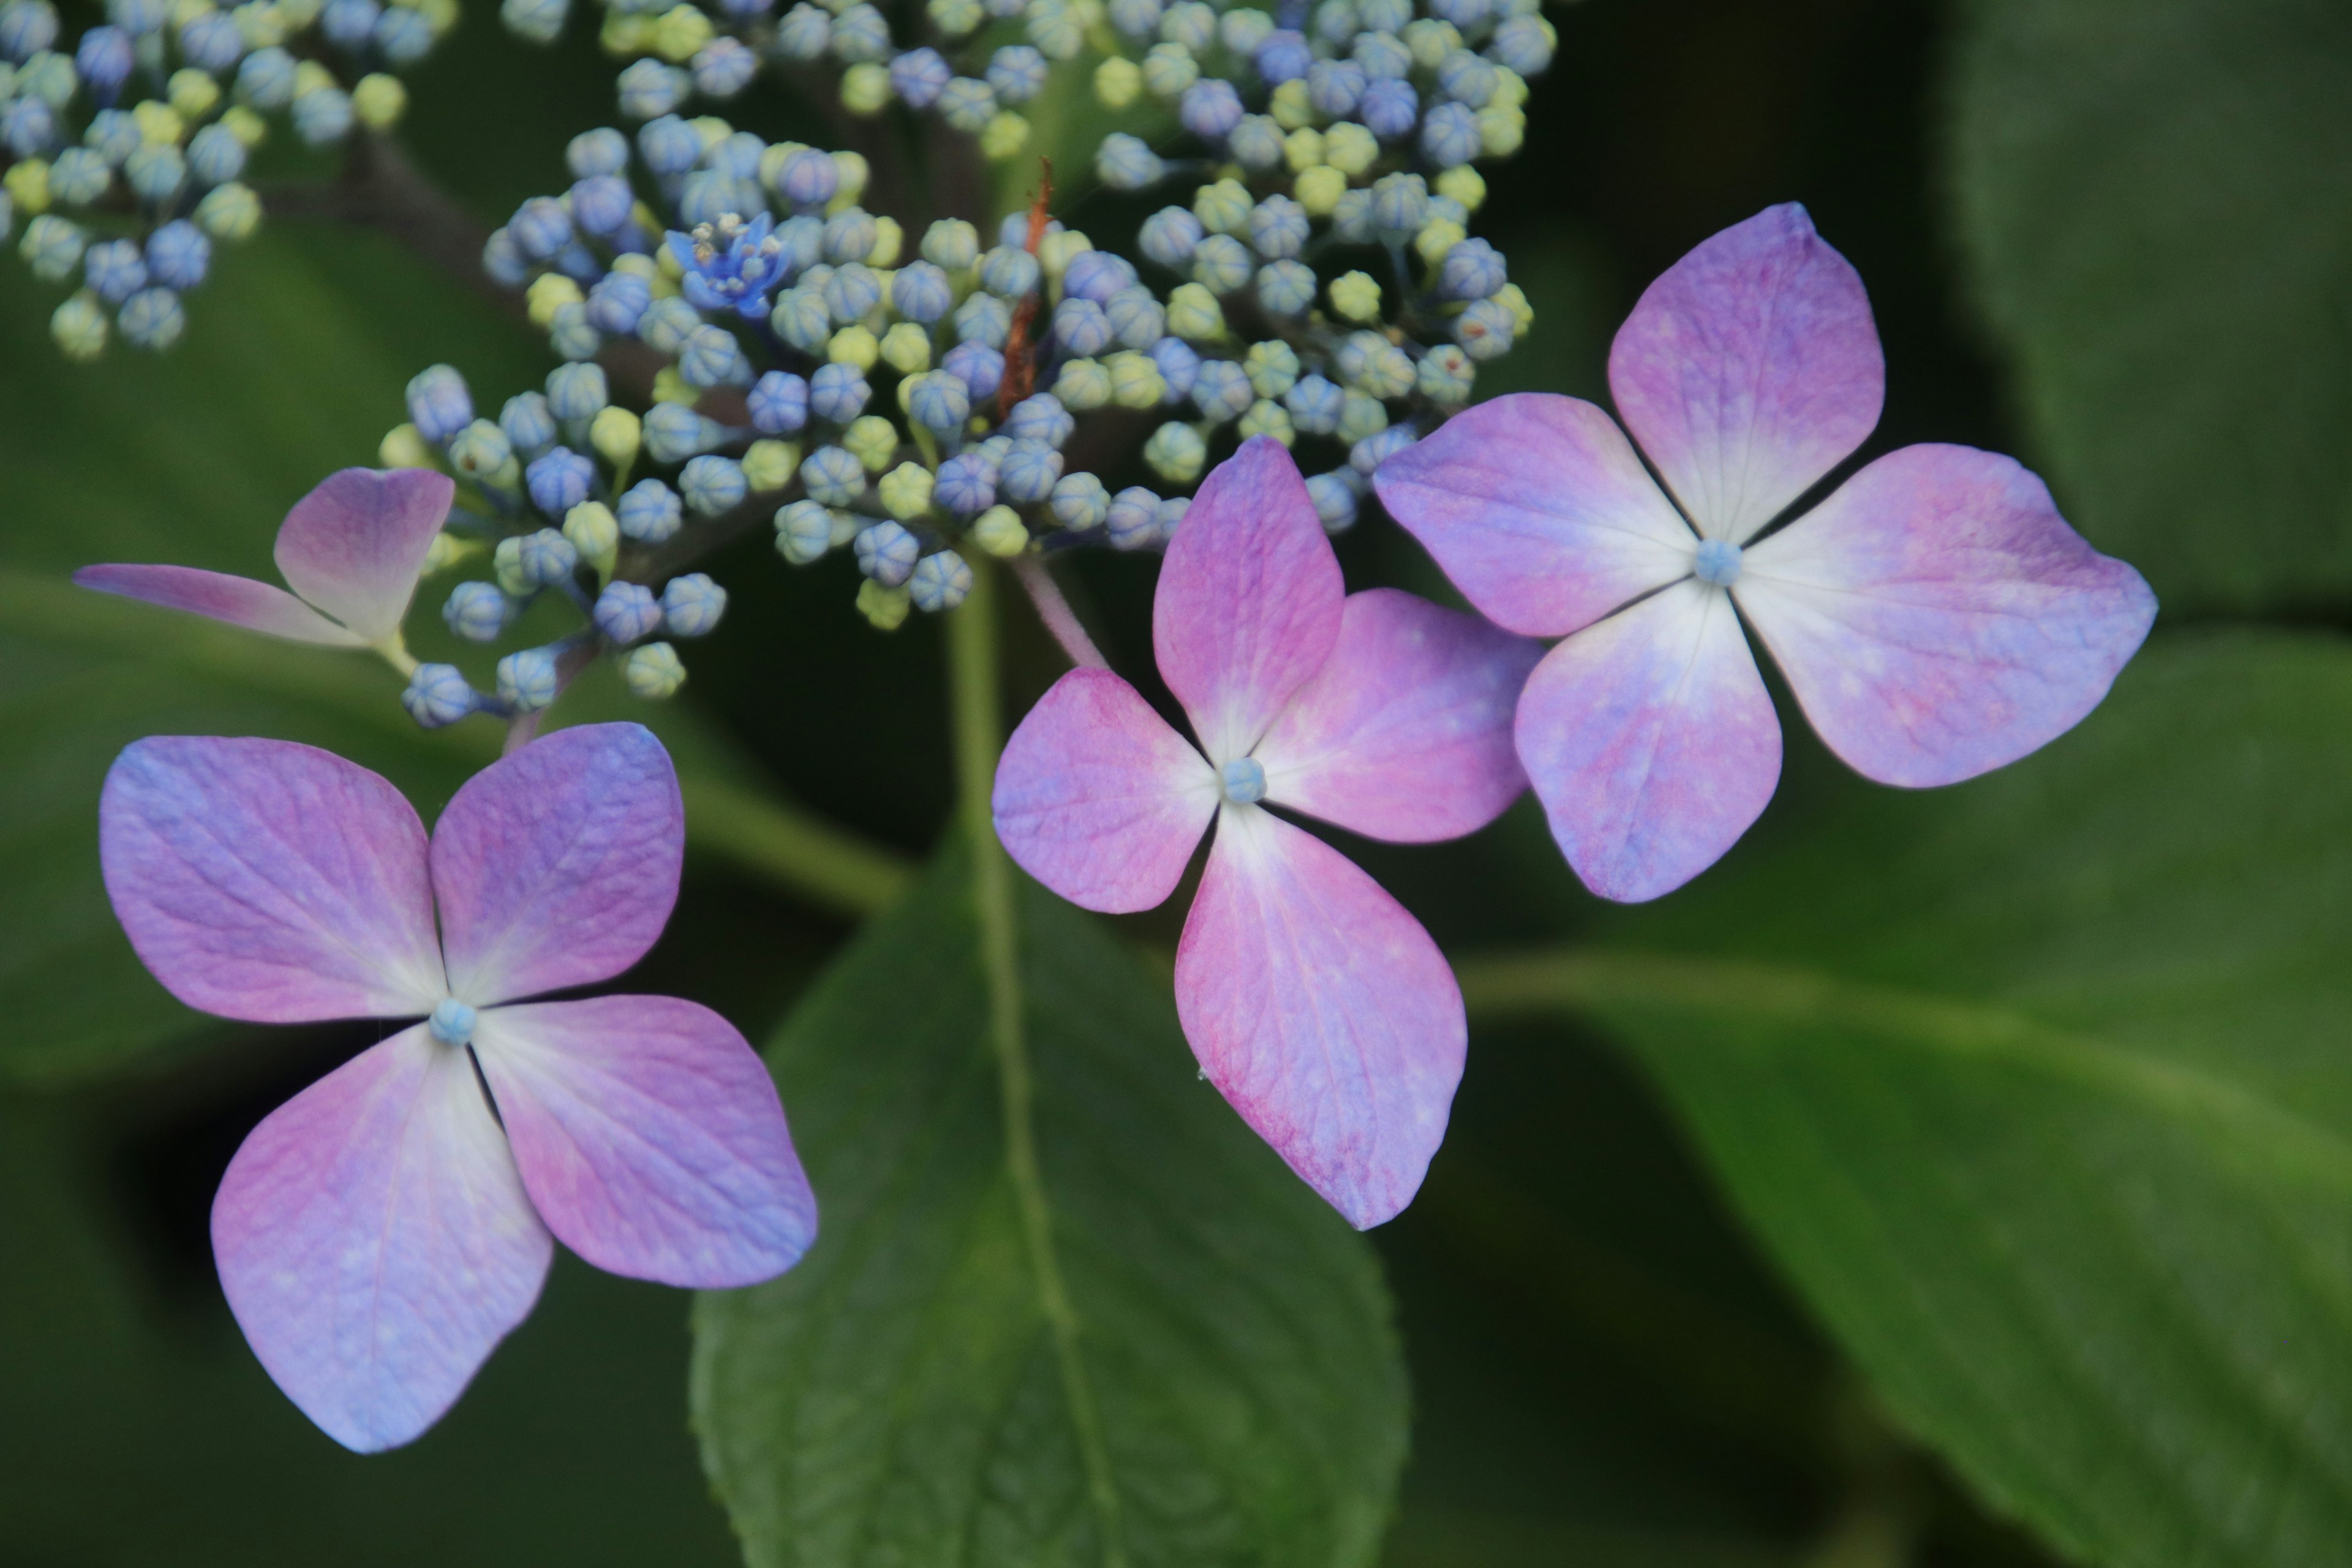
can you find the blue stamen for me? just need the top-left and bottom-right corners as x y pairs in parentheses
(1694, 538), (1744, 587)
(1221, 757), (1267, 805)
(429, 999), (477, 1048)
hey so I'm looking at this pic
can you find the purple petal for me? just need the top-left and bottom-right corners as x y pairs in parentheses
(992, 668), (1219, 914)
(72, 564), (368, 646)
(211, 1024), (554, 1452)
(99, 736), (445, 1022)
(1373, 394), (1696, 637)
(1255, 589), (1540, 842)
(431, 723), (683, 1006)
(474, 995), (817, 1288)
(1154, 435), (1344, 763)
(1175, 807), (1466, 1229)
(1609, 203), (1884, 545)
(273, 467), (456, 644)
(1737, 444), (2158, 787)
(1516, 582), (1782, 903)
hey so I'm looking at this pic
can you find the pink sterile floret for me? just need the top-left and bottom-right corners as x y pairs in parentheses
(99, 722), (815, 1453)
(991, 437), (1540, 1230)
(1376, 203), (2158, 904)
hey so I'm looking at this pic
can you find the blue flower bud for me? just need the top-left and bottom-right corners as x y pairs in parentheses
(567, 126), (628, 178)
(1178, 78), (1243, 142)
(823, 208), (878, 265)
(586, 271), (652, 334)
(907, 369), (971, 432)
(1354, 29), (1411, 78)
(443, 581), (514, 641)
(1284, 373), (1344, 434)
(1150, 335), (1200, 400)
(1437, 47), (1498, 107)
(1095, 132), (1164, 192)
(1359, 78), (1418, 139)
(1190, 358), (1251, 421)
(550, 301), (603, 363)
(998, 439), (1063, 502)
(1307, 470), (1360, 530)
(118, 285), (184, 350)
(801, 443), (867, 506)
(1438, 238), (1507, 303)
(1156, 494), (1191, 534)
(936, 74), (996, 134)
(401, 663), (476, 728)
(679, 322), (745, 388)
(1313, 0), (1357, 45)
(0, 0), (55, 60)
(921, 217), (979, 271)
(499, 391), (558, 458)
(832, 2), (892, 62)
(1109, 0), (1161, 37)
(85, 107), (140, 164)
(1141, 41), (1198, 99)
(483, 227), (530, 287)
(1039, 296), (1106, 360)
(618, 59), (690, 119)
(951, 296), (1011, 356)
(134, 224), (207, 296)
(591, 580), (662, 643)
(321, 0), (380, 49)
(769, 148), (832, 213)
(1106, 485), (1162, 549)
(935, 450), (997, 514)
(809, 360), (870, 424)
(1254, 28), (1310, 83)
(1351, 424), (1416, 473)
(1191, 233), (1253, 295)
(1421, 101), (1482, 168)
(527, 447), (595, 517)
(619, 478), (685, 541)
(775, 2), (829, 60)
(406, 364), (473, 443)
(1371, 172), (1430, 236)
(375, 3), (435, 62)
(497, 647), (560, 711)
(178, 124), (243, 189)
(1159, 0), (1215, 49)
(1307, 58), (1367, 117)
(986, 43), (1047, 102)
(636, 295), (702, 356)
(1255, 260), (1316, 317)
(1455, 295), (1516, 360)
(978, 243), (1041, 300)
(536, 366), (603, 433)
(932, 342), (998, 405)
(1001, 392), (1071, 447)
(126, 143), (189, 205)
(636, 115), (698, 176)
(891, 45), (952, 107)
(509, 196), (571, 263)
(181, 9), (246, 70)
(558, 175), (625, 238)
(743, 369), (807, 435)
(1048, 471), (1109, 530)
(83, 237), (146, 304)
(695, 36), (758, 97)
(516, 526), (582, 584)
(775, 499), (836, 563)
(1026, 0), (1083, 57)
(1428, 0), (1489, 27)
(505, 0), (570, 43)
(908, 549), (973, 611)
(1139, 206), (1202, 270)
(680, 454), (748, 514)
(646, 402), (725, 466)
(769, 285), (831, 351)
(853, 519), (919, 585)
(887, 258), (951, 324)
(1489, 13), (1555, 76)
(1229, 115), (1286, 172)
(0, 95), (50, 158)
(75, 25), (132, 100)
(1330, 188), (1375, 244)
(20, 214), (87, 283)
(1052, 254), (1124, 307)
(1090, 288), (1159, 352)
(1358, 0), (1409, 27)
(1248, 195), (1310, 260)
(292, 88), (355, 147)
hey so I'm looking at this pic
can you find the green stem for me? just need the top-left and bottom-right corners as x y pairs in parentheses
(946, 560), (1130, 1568)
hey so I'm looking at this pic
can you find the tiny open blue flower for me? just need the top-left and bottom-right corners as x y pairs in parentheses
(587, 272), (652, 335)
(943, 339), (1005, 399)
(810, 361), (872, 424)
(854, 521), (920, 586)
(406, 366), (473, 444)
(936, 451), (997, 514)
(618, 478), (685, 541)
(1005, 393), (1074, 448)
(998, 439), (1063, 502)
(401, 663), (476, 728)
(680, 455), (748, 515)
(910, 549), (974, 611)
(594, 581), (665, 643)
(1360, 78), (1419, 140)
(749, 370), (810, 434)
(671, 212), (793, 319)
(502, 393), (559, 457)
(443, 581), (514, 642)
(527, 447), (595, 518)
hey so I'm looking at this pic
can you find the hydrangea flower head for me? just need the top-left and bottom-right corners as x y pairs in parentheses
(668, 211), (793, 318)
(992, 438), (1540, 1227)
(1376, 205), (2157, 902)
(74, 467), (453, 652)
(100, 723), (816, 1452)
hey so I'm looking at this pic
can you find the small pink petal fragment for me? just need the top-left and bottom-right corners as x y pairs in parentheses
(432, 723), (684, 1007)
(1373, 394), (1696, 637)
(1737, 444), (2158, 787)
(72, 564), (368, 646)
(273, 467), (456, 644)
(475, 995), (817, 1289)
(1516, 582), (1782, 903)
(992, 668), (1218, 914)
(1176, 808), (1466, 1229)
(211, 1024), (554, 1453)
(100, 736), (446, 1022)
(1610, 203), (1885, 545)
(1256, 589), (1540, 843)
(1154, 435), (1344, 762)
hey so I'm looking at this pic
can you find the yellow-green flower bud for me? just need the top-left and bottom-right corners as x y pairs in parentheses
(1403, 17), (1461, 69)
(1294, 165), (1346, 219)
(52, 292), (108, 361)
(527, 273), (584, 328)
(970, 505), (1028, 557)
(564, 500), (620, 570)
(601, 9), (652, 51)
(1270, 78), (1313, 130)
(222, 104), (268, 147)
(1164, 281), (1225, 342)
(1193, 178), (1251, 235)
(869, 214), (904, 268)
(195, 181), (262, 241)
(1436, 164), (1486, 213)
(880, 320), (932, 374)
(4, 159), (49, 216)
(1106, 350), (1166, 410)
(878, 461), (935, 520)
(352, 73), (407, 132)
(590, 405), (643, 466)
(842, 61), (891, 115)
(827, 324), (880, 369)
(1094, 55), (1142, 109)
(654, 2), (714, 61)
(1054, 356), (1111, 410)
(857, 579), (913, 630)
(292, 61), (337, 100)
(1038, 228), (1091, 279)
(1329, 270), (1381, 323)
(1237, 398), (1295, 446)
(1337, 390), (1389, 444)
(650, 365), (698, 405)
(134, 100), (185, 146)
(1479, 105), (1526, 158)
(168, 69), (221, 120)
(1491, 66), (1529, 110)
(844, 413), (900, 472)
(379, 422), (437, 469)
(1414, 217), (1467, 268)
(1324, 122), (1378, 178)
(1494, 282), (1533, 333)
(420, 530), (474, 575)
(735, 440), (794, 493)
(831, 150), (870, 211)
(625, 641), (688, 698)
(981, 111), (1030, 160)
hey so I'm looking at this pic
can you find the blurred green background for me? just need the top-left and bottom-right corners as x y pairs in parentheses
(5, 0), (2349, 1564)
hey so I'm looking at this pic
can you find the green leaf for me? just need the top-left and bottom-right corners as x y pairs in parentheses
(1460, 632), (2352, 1568)
(690, 843), (1409, 1568)
(1943, 0), (2352, 612)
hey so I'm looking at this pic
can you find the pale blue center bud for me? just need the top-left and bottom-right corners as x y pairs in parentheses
(1693, 538), (1743, 587)
(402, 664), (476, 729)
(429, 998), (477, 1047)
(909, 549), (974, 612)
(661, 573), (729, 636)
(1221, 757), (1267, 805)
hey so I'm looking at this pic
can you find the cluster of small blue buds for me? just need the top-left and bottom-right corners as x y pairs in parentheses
(3, 0), (458, 357)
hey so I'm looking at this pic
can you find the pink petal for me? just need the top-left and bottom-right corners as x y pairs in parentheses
(211, 1023), (554, 1453)
(1254, 589), (1540, 842)
(991, 668), (1219, 914)
(1609, 203), (1885, 545)
(1175, 807), (1466, 1229)
(431, 723), (684, 1006)
(72, 564), (368, 646)
(99, 736), (446, 1022)
(1154, 435), (1344, 763)
(1372, 394), (1697, 637)
(1736, 444), (2158, 787)
(273, 467), (456, 644)
(473, 995), (816, 1288)
(1516, 582), (1782, 903)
